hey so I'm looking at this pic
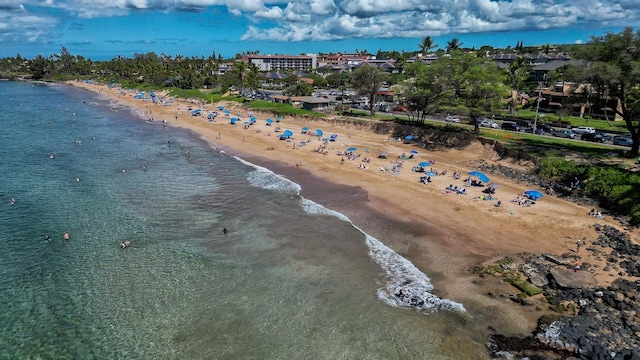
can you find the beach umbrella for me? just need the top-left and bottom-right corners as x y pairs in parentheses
(410, 150), (419, 154)
(276, 115), (283, 122)
(283, 129), (293, 137)
(524, 190), (543, 200)
(418, 161), (431, 167)
(487, 182), (501, 189)
(230, 117), (238, 124)
(302, 127), (309, 131)
(266, 118), (273, 124)
(425, 171), (438, 177)
(346, 147), (357, 152)
(405, 135), (415, 140)
(218, 105), (225, 110)
(207, 113), (216, 119)
(316, 129), (323, 136)
(468, 171), (489, 183)
(330, 134), (338, 139)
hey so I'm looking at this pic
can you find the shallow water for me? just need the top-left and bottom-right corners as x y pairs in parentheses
(0, 81), (488, 359)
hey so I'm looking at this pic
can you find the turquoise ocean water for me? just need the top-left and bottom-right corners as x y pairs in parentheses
(0, 81), (487, 359)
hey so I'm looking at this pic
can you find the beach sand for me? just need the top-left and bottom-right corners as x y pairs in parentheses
(71, 81), (638, 337)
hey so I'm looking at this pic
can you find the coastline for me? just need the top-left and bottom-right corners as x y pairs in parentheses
(67, 81), (638, 348)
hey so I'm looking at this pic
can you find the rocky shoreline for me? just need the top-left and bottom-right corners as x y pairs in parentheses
(485, 225), (640, 359)
(460, 158), (640, 358)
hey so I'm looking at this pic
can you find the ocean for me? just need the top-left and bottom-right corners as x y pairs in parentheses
(0, 81), (487, 359)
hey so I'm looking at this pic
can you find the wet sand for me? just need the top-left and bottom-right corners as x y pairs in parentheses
(69, 80), (638, 337)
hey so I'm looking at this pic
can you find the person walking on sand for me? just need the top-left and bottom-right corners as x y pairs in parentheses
(576, 239), (582, 252)
(574, 260), (580, 272)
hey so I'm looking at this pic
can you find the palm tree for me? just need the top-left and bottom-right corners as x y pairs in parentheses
(418, 36), (437, 55)
(446, 38), (463, 53)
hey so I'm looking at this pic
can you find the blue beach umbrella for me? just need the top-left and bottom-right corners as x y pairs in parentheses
(346, 147), (357, 152)
(266, 118), (273, 124)
(418, 161), (431, 167)
(425, 171), (438, 177)
(283, 129), (293, 137)
(218, 105), (225, 110)
(405, 135), (415, 140)
(410, 150), (419, 154)
(302, 127), (309, 132)
(524, 190), (544, 200)
(230, 117), (238, 124)
(276, 115), (283, 122)
(316, 129), (323, 136)
(330, 134), (338, 140)
(468, 171), (489, 183)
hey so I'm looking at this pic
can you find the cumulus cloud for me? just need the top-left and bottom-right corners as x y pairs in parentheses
(1, 0), (639, 53)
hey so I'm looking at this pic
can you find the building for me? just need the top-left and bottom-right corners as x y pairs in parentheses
(246, 54), (317, 71)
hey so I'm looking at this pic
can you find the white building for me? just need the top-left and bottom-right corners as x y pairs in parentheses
(247, 54), (317, 71)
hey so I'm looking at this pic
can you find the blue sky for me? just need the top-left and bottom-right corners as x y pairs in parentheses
(0, 1), (636, 60)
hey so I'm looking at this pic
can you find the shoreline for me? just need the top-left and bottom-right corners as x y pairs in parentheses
(67, 81), (639, 349)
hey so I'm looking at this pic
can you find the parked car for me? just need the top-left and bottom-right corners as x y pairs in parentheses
(580, 132), (605, 143)
(572, 126), (596, 134)
(551, 129), (576, 139)
(516, 120), (533, 128)
(393, 105), (408, 112)
(445, 115), (461, 123)
(537, 124), (555, 133)
(613, 136), (633, 147)
(501, 122), (521, 131)
(479, 119), (499, 128)
(524, 127), (544, 135)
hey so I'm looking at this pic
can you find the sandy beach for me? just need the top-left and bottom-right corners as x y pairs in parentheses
(70, 81), (638, 337)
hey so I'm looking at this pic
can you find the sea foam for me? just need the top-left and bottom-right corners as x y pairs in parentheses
(240, 157), (465, 314)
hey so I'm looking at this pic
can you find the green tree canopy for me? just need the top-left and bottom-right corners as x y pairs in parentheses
(350, 65), (388, 116)
(573, 27), (640, 156)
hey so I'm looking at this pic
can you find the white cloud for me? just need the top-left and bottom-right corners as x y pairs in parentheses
(1, 0), (639, 54)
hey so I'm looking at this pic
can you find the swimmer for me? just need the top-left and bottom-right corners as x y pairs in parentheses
(50, 154), (54, 159)
(223, 227), (227, 235)
(121, 169), (126, 174)
(63, 232), (70, 241)
(75, 177), (80, 182)
(44, 234), (50, 242)
(120, 240), (131, 249)
(10, 198), (15, 205)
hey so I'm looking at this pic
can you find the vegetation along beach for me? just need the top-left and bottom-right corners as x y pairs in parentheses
(2, 27), (640, 359)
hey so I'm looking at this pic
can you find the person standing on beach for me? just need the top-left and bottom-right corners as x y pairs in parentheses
(576, 239), (582, 252)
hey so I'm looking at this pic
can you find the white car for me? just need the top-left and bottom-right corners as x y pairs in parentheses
(479, 119), (499, 128)
(445, 115), (461, 123)
(572, 126), (596, 134)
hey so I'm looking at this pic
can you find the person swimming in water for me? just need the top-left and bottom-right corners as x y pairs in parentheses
(63, 232), (70, 241)
(44, 234), (50, 242)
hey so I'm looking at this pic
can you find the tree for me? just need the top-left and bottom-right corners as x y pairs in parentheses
(419, 36), (438, 55)
(231, 61), (247, 90)
(574, 27), (640, 156)
(283, 82), (313, 96)
(446, 38), (463, 53)
(401, 51), (508, 130)
(350, 65), (388, 116)
(400, 62), (450, 122)
(326, 72), (347, 88)
(29, 55), (51, 80)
